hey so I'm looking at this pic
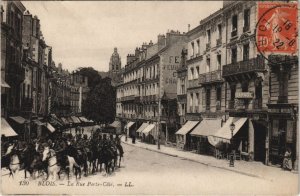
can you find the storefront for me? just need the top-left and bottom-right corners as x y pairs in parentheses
(267, 103), (298, 168)
(190, 118), (222, 155)
(175, 120), (199, 150)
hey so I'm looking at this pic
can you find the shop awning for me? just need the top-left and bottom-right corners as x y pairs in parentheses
(45, 122), (55, 133)
(33, 119), (45, 126)
(109, 121), (121, 128)
(71, 116), (81, 124)
(1, 77), (10, 88)
(208, 117), (247, 146)
(175, 121), (199, 135)
(136, 123), (149, 133)
(141, 124), (156, 136)
(66, 117), (74, 124)
(10, 116), (26, 124)
(190, 119), (222, 137)
(1, 118), (18, 137)
(125, 121), (135, 129)
(60, 117), (69, 125)
(79, 117), (89, 122)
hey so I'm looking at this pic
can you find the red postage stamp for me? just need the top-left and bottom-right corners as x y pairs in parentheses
(256, 2), (298, 55)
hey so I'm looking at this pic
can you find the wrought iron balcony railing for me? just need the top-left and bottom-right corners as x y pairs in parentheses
(222, 56), (265, 77)
(199, 70), (222, 84)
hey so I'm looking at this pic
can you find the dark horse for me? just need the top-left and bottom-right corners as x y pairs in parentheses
(21, 144), (47, 179)
(65, 145), (88, 179)
(97, 145), (115, 174)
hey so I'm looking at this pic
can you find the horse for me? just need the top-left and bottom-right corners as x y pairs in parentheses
(65, 145), (88, 179)
(1, 145), (20, 178)
(21, 144), (47, 179)
(87, 143), (98, 174)
(98, 145), (114, 174)
(42, 147), (60, 180)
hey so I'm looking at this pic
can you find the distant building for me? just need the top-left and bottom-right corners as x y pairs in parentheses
(70, 71), (89, 115)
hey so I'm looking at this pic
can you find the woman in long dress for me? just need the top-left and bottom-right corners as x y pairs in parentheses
(282, 148), (293, 171)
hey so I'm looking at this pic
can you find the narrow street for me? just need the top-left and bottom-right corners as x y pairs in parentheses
(2, 143), (297, 195)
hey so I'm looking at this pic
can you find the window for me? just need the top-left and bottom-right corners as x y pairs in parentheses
(197, 40), (200, 54)
(216, 86), (222, 110)
(190, 68), (194, 80)
(218, 24), (222, 39)
(206, 89), (211, 110)
(196, 66), (200, 79)
(242, 82), (249, 92)
(196, 93), (199, 106)
(243, 44), (250, 61)
(232, 15), (238, 32)
(181, 104), (185, 115)
(231, 48), (237, 64)
(231, 15), (238, 37)
(190, 93), (193, 106)
(206, 58), (211, 72)
(217, 55), (221, 70)
(191, 42), (195, 57)
(230, 85), (236, 100)
(244, 9), (250, 31)
(207, 29), (211, 43)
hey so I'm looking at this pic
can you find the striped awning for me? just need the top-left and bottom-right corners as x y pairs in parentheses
(136, 123), (149, 133)
(175, 121), (199, 135)
(71, 116), (81, 124)
(125, 121), (135, 129)
(109, 121), (121, 128)
(45, 123), (55, 133)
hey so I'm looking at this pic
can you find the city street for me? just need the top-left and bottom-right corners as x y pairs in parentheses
(2, 142), (297, 195)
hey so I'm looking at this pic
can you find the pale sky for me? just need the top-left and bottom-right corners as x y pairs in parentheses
(22, 1), (223, 72)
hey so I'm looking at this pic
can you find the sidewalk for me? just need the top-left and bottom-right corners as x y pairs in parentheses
(121, 136), (298, 181)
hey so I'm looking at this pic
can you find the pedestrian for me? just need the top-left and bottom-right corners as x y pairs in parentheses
(282, 148), (293, 171)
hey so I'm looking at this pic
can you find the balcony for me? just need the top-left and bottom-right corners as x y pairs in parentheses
(186, 54), (203, 65)
(134, 96), (141, 103)
(206, 42), (211, 51)
(222, 56), (265, 77)
(216, 38), (222, 46)
(231, 29), (237, 38)
(121, 95), (135, 102)
(188, 79), (200, 89)
(199, 70), (222, 85)
(252, 99), (263, 110)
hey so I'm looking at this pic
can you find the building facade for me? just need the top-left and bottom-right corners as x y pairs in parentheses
(116, 31), (186, 144)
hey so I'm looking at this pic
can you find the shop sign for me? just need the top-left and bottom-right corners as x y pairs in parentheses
(235, 92), (253, 99)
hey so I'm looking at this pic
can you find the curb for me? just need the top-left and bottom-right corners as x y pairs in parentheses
(122, 140), (268, 180)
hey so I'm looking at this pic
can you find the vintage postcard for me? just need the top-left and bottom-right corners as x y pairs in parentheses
(0, 0), (298, 195)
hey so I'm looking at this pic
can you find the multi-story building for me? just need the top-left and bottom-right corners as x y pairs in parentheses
(70, 70), (89, 115)
(175, 1), (298, 170)
(117, 31), (186, 144)
(1, 1), (26, 117)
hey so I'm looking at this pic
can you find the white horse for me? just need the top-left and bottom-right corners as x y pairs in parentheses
(42, 147), (60, 180)
(9, 153), (20, 178)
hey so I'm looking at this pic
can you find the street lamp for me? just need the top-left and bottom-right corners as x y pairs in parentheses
(229, 122), (235, 167)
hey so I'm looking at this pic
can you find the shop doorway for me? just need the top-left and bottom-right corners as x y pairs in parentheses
(253, 121), (266, 163)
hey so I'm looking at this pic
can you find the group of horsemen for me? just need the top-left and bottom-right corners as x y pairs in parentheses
(1, 129), (124, 172)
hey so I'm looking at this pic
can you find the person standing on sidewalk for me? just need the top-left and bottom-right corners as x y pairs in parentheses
(282, 148), (293, 171)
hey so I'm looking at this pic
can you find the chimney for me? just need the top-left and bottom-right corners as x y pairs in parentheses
(135, 47), (139, 56)
(149, 40), (153, 46)
(188, 24), (190, 31)
(157, 34), (166, 51)
(127, 54), (135, 64)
